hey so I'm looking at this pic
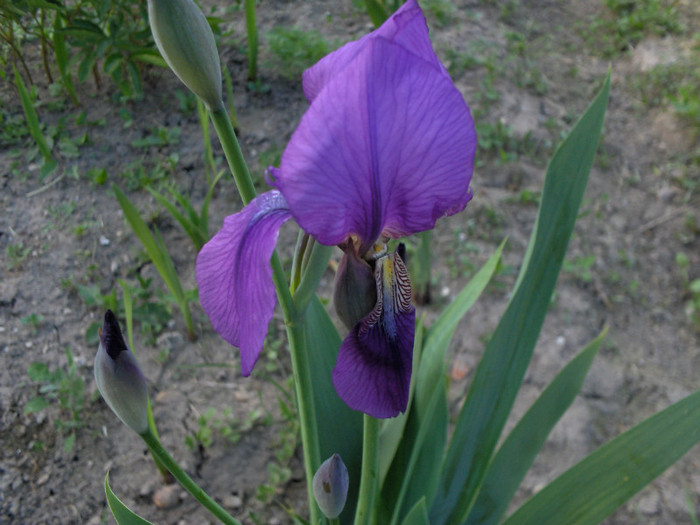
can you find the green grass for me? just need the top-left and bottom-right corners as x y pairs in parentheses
(266, 27), (338, 80)
(586, 0), (685, 57)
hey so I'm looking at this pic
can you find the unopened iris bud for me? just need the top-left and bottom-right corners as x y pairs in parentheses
(334, 243), (377, 330)
(313, 453), (349, 519)
(148, 0), (223, 110)
(94, 310), (149, 435)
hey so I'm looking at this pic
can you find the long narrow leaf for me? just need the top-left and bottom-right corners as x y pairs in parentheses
(113, 185), (184, 301)
(53, 16), (79, 106)
(14, 65), (53, 162)
(378, 319), (425, 485)
(401, 499), (430, 525)
(466, 328), (607, 525)
(387, 380), (446, 525)
(416, 239), (506, 419)
(503, 389), (700, 525)
(303, 297), (363, 525)
(105, 472), (154, 525)
(429, 72), (611, 524)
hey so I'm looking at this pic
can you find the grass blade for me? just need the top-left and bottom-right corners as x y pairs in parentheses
(13, 65), (53, 162)
(105, 472), (154, 525)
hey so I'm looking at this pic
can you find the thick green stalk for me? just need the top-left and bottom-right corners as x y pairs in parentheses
(141, 430), (240, 525)
(209, 106), (323, 524)
(354, 415), (380, 524)
(285, 319), (322, 524)
(209, 108), (257, 204)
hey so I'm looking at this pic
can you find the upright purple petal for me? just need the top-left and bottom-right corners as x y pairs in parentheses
(277, 37), (476, 252)
(303, 0), (445, 102)
(196, 191), (291, 375)
(333, 248), (415, 418)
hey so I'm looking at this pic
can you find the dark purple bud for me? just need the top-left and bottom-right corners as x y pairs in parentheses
(334, 244), (377, 330)
(313, 453), (349, 519)
(94, 310), (149, 434)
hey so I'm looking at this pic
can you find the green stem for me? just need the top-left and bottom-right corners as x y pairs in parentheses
(141, 431), (240, 525)
(354, 415), (380, 524)
(209, 105), (323, 524)
(244, 0), (258, 81)
(285, 320), (321, 524)
(293, 242), (334, 313)
(209, 108), (257, 205)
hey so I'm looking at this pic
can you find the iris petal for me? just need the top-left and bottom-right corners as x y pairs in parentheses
(196, 191), (291, 375)
(332, 249), (415, 418)
(302, 0), (445, 102)
(277, 36), (476, 252)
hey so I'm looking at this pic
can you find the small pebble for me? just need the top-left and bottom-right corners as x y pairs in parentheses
(223, 494), (242, 509)
(153, 484), (181, 509)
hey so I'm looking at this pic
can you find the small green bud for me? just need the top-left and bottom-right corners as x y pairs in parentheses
(334, 243), (377, 330)
(148, 0), (223, 110)
(313, 453), (349, 519)
(94, 311), (149, 435)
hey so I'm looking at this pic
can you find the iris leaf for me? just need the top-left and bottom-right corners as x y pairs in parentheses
(303, 296), (363, 524)
(429, 71), (611, 524)
(104, 472), (154, 525)
(466, 328), (607, 525)
(401, 498), (430, 525)
(502, 388), (700, 525)
(415, 238), (506, 419)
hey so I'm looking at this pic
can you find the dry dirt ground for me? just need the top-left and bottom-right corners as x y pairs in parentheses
(1, 0), (699, 524)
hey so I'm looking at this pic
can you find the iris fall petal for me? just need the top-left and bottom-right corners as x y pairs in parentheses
(196, 191), (291, 375)
(332, 249), (415, 418)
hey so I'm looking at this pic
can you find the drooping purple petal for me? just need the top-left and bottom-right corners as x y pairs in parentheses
(196, 191), (291, 376)
(277, 37), (476, 253)
(332, 248), (415, 418)
(303, 0), (446, 103)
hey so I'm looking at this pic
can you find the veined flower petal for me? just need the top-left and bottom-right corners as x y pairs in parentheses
(196, 191), (291, 375)
(277, 36), (475, 253)
(332, 248), (415, 418)
(302, 0), (445, 102)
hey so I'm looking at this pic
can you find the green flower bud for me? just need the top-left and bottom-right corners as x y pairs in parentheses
(313, 453), (349, 519)
(94, 311), (149, 435)
(334, 243), (377, 330)
(148, 0), (223, 110)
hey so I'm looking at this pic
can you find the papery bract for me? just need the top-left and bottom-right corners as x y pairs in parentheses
(197, 0), (476, 418)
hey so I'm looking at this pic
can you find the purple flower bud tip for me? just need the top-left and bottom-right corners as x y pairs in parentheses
(101, 310), (128, 360)
(313, 453), (349, 519)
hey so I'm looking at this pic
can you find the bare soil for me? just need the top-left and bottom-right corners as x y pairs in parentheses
(1, 1), (699, 524)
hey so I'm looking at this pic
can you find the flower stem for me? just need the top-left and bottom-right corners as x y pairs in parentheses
(209, 104), (322, 524)
(354, 415), (380, 525)
(209, 108), (257, 205)
(140, 430), (240, 525)
(285, 320), (322, 524)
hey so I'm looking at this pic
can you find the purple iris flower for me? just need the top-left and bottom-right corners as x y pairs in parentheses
(196, 0), (475, 418)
